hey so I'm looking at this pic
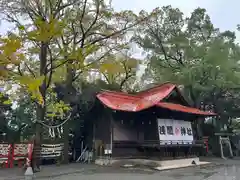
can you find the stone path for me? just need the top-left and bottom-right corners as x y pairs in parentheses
(0, 163), (96, 180)
(1, 158), (240, 180)
(42, 164), (240, 180)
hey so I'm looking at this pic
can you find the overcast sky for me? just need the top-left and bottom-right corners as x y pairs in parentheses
(112, 0), (239, 34)
(0, 0), (239, 36)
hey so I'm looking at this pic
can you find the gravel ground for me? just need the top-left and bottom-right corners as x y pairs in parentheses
(45, 164), (239, 180)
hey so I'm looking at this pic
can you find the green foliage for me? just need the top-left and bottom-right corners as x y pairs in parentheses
(134, 6), (240, 132)
(46, 93), (71, 118)
(0, 0), (149, 154)
(0, 0), (145, 119)
(0, 96), (35, 142)
(27, 17), (65, 42)
(96, 53), (139, 91)
(0, 91), (11, 111)
(134, 7), (240, 96)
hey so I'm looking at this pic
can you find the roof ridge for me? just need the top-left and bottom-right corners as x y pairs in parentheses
(99, 89), (138, 97)
(98, 82), (178, 101)
(136, 82), (176, 95)
(99, 82), (177, 95)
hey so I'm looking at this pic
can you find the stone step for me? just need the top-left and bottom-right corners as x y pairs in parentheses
(95, 157), (211, 170)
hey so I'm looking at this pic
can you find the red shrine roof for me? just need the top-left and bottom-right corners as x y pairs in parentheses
(96, 83), (216, 116)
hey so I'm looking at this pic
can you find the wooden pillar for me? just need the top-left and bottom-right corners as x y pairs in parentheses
(106, 108), (113, 156)
(110, 110), (113, 156)
(103, 107), (113, 164)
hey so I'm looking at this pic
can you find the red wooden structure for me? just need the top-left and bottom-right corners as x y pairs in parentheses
(11, 143), (29, 168)
(0, 143), (11, 168)
(0, 143), (34, 168)
(0, 142), (64, 168)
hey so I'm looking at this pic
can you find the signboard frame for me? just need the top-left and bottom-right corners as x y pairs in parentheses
(157, 119), (193, 145)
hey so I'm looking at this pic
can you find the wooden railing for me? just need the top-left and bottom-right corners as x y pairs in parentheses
(12, 143), (29, 167)
(0, 143), (71, 168)
(112, 140), (204, 148)
(0, 144), (11, 168)
(139, 140), (204, 146)
(111, 140), (205, 159)
(40, 144), (64, 159)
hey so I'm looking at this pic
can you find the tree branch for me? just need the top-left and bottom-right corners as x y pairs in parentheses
(89, 16), (150, 46)
(76, 0), (100, 47)
(72, 47), (115, 81)
(17, 65), (23, 76)
(47, 59), (68, 73)
(102, 72), (111, 84)
(46, 46), (54, 88)
(119, 61), (134, 90)
(53, 0), (80, 18)
(78, 0), (88, 48)
(25, 63), (36, 78)
(147, 24), (183, 68)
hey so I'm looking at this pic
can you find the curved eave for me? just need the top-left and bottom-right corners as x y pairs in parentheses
(96, 94), (216, 116)
(156, 102), (216, 117)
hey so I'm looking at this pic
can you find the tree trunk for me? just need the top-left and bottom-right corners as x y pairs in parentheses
(188, 86), (204, 138)
(32, 42), (48, 171)
(62, 121), (69, 164)
(188, 86), (198, 108)
(62, 62), (74, 164)
(32, 104), (44, 171)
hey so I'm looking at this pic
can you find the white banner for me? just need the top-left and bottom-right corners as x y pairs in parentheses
(157, 119), (193, 145)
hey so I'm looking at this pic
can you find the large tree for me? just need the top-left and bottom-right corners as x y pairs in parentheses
(133, 6), (240, 131)
(0, 0), (151, 165)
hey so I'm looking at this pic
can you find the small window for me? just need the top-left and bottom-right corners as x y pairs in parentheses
(159, 126), (166, 135)
(167, 126), (173, 135)
(181, 127), (186, 135)
(187, 128), (192, 135)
